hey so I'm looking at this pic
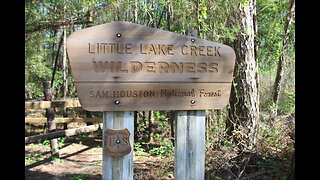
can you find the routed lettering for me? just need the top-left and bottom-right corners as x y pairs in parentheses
(88, 42), (221, 57)
(92, 60), (219, 74)
(67, 21), (236, 111)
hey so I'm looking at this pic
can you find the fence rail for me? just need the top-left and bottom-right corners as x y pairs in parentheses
(25, 123), (103, 144)
(25, 97), (101, 146)
(25, 99), (81, 109)
(25, 117), (102, 124)
(25, 99), (94, 124)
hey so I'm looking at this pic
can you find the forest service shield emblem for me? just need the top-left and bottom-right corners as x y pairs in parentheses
(105, 128), (131, 157)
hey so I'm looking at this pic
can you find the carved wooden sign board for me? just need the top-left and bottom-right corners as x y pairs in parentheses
(67, 21), (235, 111)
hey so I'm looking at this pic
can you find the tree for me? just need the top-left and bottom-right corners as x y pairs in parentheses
(272, 0), (295, 116)
(227, 0), (259, 148)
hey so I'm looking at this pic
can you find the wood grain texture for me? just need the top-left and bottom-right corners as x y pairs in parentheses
(67, 21), (235, 111)
(76, 83), (231, 111)
(102, 112), (134, 180)
(174, 110), (205, 180)
(25, 123), (102, 144)
(25, 99), (81, 109)
(25, 117), (102, 124)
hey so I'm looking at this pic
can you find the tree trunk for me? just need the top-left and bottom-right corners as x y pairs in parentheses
(62, 5), (68, 127)
(166, 1), (171, 31)
(272, 0), (295, 116)
(227, 0), (259, 148)
(134, 111), (139, 141)
(86, 111), (93, 126)
(62, 26), (68, 100)
(133, 0), (138, 23)
(148, 110), (154, 143)
(169, 110), (175, 145)
(117, 0), (121, 21)
(51, 30), (64, 90)
(289, 151), (295, 180)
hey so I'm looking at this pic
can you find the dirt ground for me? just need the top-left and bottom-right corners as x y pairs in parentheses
(25, 131), (294, 180)
(25, 132), (174, 180)
(25, 113), (295, 180)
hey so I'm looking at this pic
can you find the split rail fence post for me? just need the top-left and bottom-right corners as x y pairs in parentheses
(174, 30), (206, 180)
(43, 81), (59, 157)
(102, 111), (134, 180)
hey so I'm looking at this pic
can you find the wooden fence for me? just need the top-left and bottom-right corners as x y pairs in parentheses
(25, 99), (103, 147)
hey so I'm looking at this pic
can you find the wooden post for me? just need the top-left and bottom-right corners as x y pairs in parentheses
(174, 111), (205, 180)
(102, 111), (134, 180)
(174, 30), (206, 180)
(43, 81), (59, 157)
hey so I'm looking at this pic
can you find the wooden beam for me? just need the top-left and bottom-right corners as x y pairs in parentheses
(102, 112), (134, 180)
(43, 81), (59, 157)
(174, 30), (206, 180)
(174, 110), (205, 180)
(25, 117), (103, 124)
(25, 123), (103, 145)
(25, 99), (81, 109)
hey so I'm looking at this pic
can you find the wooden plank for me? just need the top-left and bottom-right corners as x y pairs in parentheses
(174, 30), (206, 180)
(174, 110), (205, 180)
(102, 112), (134, 180)
(76, 82), (230, 111)
(25, 117), (102, 124)
(66, 21), (235, 111)
(25, 101), (51, 109)
(25, 100), (81, 109)
(25, 123), (103, 144)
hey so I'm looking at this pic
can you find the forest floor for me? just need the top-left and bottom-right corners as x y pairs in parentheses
(25, 130), (174, 180)
(25, 111), (295, 180)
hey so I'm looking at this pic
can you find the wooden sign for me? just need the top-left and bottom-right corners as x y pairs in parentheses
(67, 21), (235, 111)
(105, 128), (131, 157)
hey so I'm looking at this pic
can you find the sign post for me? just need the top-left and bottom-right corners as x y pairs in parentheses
(67, 21), (235, 180)
(174, 30), (206, 180)
(102, 112), (134, 180)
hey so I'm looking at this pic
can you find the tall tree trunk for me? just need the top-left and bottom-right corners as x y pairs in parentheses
(196, 0), (201, 37)
(62, 2), (68, 100)
(227, 0), (259, 148)
(62, 1), (68, 129)
(169, 110), (175, 145)
(272, 0), (295, 116)
(51, 30), (57, 68)
(134, 111), (139, 141)
(51, 30), (64, 90)
(117, 0), (121, 21)
(148, 110), (154, 143)
(166, 2), (171, 31)
(133, 0), (138, 23)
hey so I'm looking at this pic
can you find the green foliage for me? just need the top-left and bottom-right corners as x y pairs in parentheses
(134, 142), (145, 155)
(212, 177), (222, 180)
(25, 34), (53, 98)
(54, 174), (91, 180)
(258, 118), (294, 155)
(154, 111), (168, 121)
(57, 137), (66, 148)
(51, 156), (65, 163)
(42, 139), (51, 146)
(25, 156), (38, 164)
(279, 89), (295, 115)
(257, 0), (295, 75)
(149, 138), (174, 158)
(25, 0), (295, 109)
